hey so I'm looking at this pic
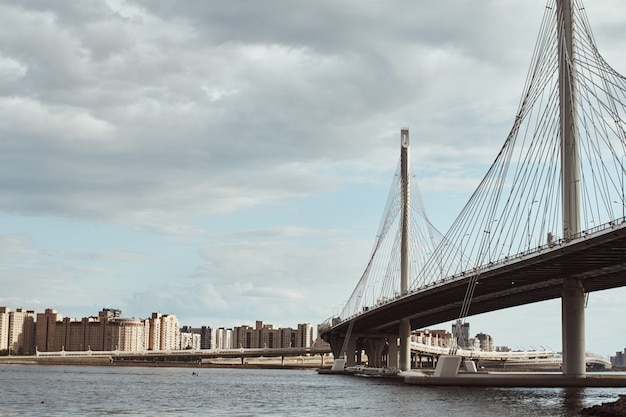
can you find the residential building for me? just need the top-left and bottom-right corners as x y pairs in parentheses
(234, 325), (257, 349)
(180, 331), (201, 350)
(296, 323), (313, 348)
(611, 349), (626, 368)
(147, 313), (162, 350)
(146, 313), (181, 350)
(215, 327), (232, 350)
(199, 326), (213, 350)
(108, 317), (147, 351)
(36, 309), (63, 352)
(475, 332), (494, 352)
(259, 324), (280, 348)
(180, 326), (213, 350)
(233, 321), (315, 349)
(452, 320), (470, 349)
(0, 307), (10, 351)
(160, 314), (180, 350)
(412, 329), (454, 348)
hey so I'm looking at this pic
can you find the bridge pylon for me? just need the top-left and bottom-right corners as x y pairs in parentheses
(558, 0), (585, 377)
(399, 128), (411, 371)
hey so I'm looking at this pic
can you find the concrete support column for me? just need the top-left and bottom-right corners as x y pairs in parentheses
(346, 336), (357, 367)
(363, 338), (387, 368)
(399, 318), (411, 371)
(388, 337), (399, 369)
(373, 340), (386, 368)
(328, 335), (342, 359)
(562, 277), (586, 376)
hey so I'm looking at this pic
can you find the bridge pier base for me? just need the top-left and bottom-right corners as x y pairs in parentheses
(328, 333), (356, 370)
(562, 277), (586, 376)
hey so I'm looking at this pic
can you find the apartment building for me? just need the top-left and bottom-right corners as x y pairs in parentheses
(109, 317), (148, 351)
(0, 307), (9, 351)
(234, 324), (258, 349)
(297, 323), (313, 348)
(412, 329), (455, 348)
(160, 314), (180, 351)
(180, 325), (213, 350)
(233, 321), (315, 349)
(214, 327), (233, 350)
(36, 309), (64, 352)
(34, 308), (149, 352)
(180, 331), (201, 350)
(475, 332), (495, 352)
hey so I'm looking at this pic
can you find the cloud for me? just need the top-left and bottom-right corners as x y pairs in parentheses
(0, 0), (625, 355)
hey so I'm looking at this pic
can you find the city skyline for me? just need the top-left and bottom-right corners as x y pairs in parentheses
(0, 304), (315, 338)
(1, 1), (626, 357)
(2, 303), (623, 359)
(0, 305), (315, 354)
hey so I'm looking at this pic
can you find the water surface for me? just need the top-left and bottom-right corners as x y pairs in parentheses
(0, 365), (623, 416)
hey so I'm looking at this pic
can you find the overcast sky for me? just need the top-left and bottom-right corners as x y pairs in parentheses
(1, 0), (625, 356)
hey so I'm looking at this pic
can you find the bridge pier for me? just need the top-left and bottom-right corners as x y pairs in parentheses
(362, 338), (387, 368)
(346, 336), (357, 367)
(558, 0), (584, 378)
(399, 318), (411, 371)
(388, 337), (399, 369)
(328, 335), (342, 360)
(562, 277), (586, 376)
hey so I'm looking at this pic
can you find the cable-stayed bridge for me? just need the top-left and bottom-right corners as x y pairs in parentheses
(320, 0), (626, 377)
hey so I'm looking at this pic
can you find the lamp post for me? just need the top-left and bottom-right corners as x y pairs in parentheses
(613, 156), (625, 222)
(460, 233), (469, 271)
(483, 230), (491, 262)
(527, 201), (538, 250)
(619, 155), (626, 222)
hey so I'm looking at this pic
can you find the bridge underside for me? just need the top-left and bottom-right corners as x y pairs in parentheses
(324, 223), (626, 339)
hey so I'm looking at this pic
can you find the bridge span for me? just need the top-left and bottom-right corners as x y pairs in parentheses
(320, 0), (626, 380)
(323, 219), (626, 336)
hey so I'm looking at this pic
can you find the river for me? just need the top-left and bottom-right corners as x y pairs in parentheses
(0, 364), (623, 416)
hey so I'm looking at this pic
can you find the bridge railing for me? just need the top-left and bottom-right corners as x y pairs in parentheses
(434, 217), (626, 289)
(410, 342), (557, 360)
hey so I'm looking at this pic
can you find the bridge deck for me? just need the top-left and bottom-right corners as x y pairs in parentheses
(324, 221), (626, 337)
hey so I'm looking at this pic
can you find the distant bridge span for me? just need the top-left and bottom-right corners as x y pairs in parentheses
(323, 219), (626, 337)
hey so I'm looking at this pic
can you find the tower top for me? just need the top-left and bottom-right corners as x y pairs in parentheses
(401, 128), (409, 148)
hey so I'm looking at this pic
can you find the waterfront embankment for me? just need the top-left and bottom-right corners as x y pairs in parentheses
(0, 354), (327, 369)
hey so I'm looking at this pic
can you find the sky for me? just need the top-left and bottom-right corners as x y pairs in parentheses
(1, 0), (625, 357)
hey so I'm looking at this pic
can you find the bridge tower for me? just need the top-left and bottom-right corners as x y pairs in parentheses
(558, 0), (585, 377)
(399, 128), (411, 371)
